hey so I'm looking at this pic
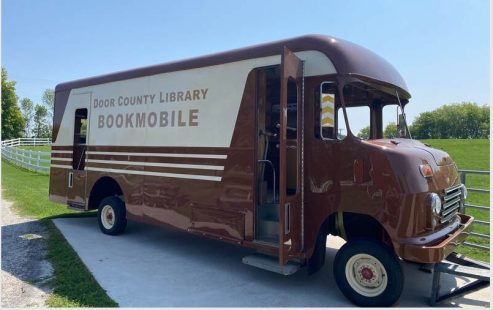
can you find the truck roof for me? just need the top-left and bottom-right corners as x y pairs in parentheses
(55, 34), (410, 98)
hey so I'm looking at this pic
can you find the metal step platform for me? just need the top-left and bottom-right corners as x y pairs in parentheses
(426, 252), (490, 306)
(242, 253), (300, 275)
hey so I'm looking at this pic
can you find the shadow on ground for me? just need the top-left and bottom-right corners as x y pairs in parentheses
(1, 217), (53, 307)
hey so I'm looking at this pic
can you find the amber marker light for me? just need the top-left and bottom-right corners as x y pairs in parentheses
(419, 164), (433, 178)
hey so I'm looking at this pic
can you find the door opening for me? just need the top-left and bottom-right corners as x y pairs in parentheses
(256, 66), (281, 243)
(254, 64), (301, 244)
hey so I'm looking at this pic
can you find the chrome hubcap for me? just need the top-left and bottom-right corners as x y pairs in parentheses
(345, 253), (388, 297)
(101, 205), (115, 229)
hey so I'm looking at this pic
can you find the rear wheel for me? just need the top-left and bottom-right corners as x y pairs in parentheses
(97, 196), (127, 235)
(334, 239), (403, 307)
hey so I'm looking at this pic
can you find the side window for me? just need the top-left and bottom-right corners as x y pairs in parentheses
(382, 104), (399, 138)
(74, 109), (88, 145)
(338, 83), (370, 139)
(337, 106), (370, 140)
(73, 109), (88, 170)
(316, 82), (338, 139)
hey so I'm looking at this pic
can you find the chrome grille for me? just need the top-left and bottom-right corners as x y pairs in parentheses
(441, 185), (462, 223)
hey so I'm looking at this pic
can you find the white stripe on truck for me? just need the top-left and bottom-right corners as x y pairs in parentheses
(86, 167), (222, 182)
(86, 159), (224, 170)
(86, 151), (227, 159)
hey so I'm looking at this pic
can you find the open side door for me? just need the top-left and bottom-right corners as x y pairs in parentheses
(67, 92), (91, 210)
(279, 47), (303, 265)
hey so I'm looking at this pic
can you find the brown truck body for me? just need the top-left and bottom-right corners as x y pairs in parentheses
(49, 35), (472, 306)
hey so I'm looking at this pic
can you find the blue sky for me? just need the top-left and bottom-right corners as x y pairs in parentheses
(2, 0), (490, 133)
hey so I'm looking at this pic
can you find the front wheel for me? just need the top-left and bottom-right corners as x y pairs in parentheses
(334, 239), (403, 307)
(97, 196), (127, 235)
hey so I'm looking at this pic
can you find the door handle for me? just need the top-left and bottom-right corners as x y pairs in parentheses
(68, 172), (73, 188)
(276, 144), (296, 149)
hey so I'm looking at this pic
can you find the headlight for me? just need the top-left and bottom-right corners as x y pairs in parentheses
(430, 193), (442, 215)
(419, 164), (433, 178)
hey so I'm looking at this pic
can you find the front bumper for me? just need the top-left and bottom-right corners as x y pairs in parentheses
(396, 214), (474, 263)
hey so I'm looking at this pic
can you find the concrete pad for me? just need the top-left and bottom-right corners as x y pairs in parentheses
(53, 217), (490, 307)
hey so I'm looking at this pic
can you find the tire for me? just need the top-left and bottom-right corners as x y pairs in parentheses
(97, 196), (127, 235)
(333, 239), (403, 307)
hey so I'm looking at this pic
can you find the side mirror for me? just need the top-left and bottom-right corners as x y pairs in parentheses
(398, 113), (407, 137)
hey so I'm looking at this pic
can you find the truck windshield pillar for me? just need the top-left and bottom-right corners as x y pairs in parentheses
(370, 99), (383, 139)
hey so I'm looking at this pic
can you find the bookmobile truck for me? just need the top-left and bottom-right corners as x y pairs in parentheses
(49, 35), (486, 306)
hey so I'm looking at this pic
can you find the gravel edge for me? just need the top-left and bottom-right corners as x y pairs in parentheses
(1, 198), (53, 307)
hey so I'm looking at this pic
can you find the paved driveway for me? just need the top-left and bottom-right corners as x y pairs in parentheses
(53, 217), (489, 307)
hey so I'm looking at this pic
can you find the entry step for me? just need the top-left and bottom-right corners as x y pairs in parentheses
(67, 202), (85, 211)
(242, 253), (300, 275)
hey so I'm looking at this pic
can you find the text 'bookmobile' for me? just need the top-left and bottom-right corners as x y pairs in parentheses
(49, 35), (474, 306)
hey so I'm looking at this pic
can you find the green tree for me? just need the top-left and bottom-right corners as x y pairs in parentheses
(383, 122), (398, 138)
(33, 104), (48, 138)
(42, 88), (54, 119)
(41, 88), (54, 138)
(410, 102), (489, 139)
(20, 98), (34, 137)
(1, 68), (26, 140)
(409, 111), (439, 139)
(357, 126), (370, 139)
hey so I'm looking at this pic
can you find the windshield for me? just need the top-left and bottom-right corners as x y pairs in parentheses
(320, 81), (411, 140)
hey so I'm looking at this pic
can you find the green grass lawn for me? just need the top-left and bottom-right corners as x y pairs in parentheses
(1, 161), (117, 307)
(19, 145), (52, 153)
(422, 139), (490, 262)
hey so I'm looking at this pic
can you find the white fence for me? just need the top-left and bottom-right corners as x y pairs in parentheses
(1, 137), (51, 147)
(459, 170), (490, 252)
(1, 138), (51, 173)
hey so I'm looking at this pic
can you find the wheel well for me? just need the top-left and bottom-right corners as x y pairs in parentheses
(308, 212), (393, 274)
(339, 212), (393, 249)
(88, 177), (124, 210)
